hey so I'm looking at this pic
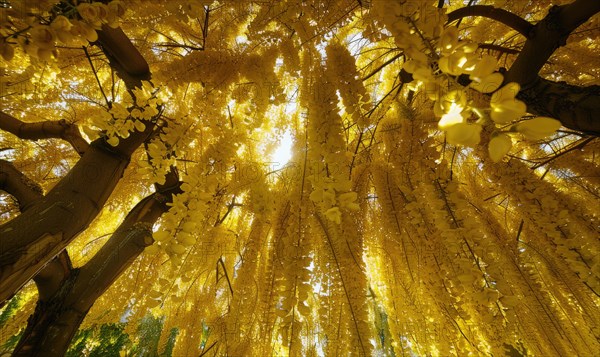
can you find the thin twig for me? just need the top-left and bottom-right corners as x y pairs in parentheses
(83, 46), (111, 108)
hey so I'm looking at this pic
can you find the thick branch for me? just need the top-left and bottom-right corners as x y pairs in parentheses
(32, 251), (72, 303)
(517, 77), (600, 135)
(505, 0), (600, 87)
(478, 43), (520, 55)
(12, 175), (181, 356)
(0, 159), (43, 211)
(446, 5), (534, 37)
(0, 112), (88, 156)
(0, 124), (154, 304)
(0, 161), (73, 309)
(96, 25), (151, 89)
(0, 24), (152, 306)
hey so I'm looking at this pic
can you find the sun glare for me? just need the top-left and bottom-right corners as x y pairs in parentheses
(270, 130), (293, 166)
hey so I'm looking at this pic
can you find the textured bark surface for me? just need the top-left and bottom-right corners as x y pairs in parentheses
(505, 0), (600, 87)
(0, 141), (132, 304)
(504, 0), (600, 134)
(0, 112), (89, 156)
(447, 5), (533, 36)
(0, 25), (152, 306)
(11, 181), (181, 356)
(0, 160), (43, 211)
(445, 0), (600, 134)
(518, 78), (600, 136)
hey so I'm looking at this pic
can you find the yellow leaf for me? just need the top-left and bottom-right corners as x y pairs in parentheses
(181, 221), (196, 233)
(438, 103), (465, 129)
(145, 244), (160, 255)
(491, 99), (526, 124)
(489, 82), (527, 123)
(469, 55), (497, 78)
(470, 72), (503, 93)
(488, 133), (512, 162)
(170, 243), (186, 255)
(491, 82), (520, 104)
(153, 230), (170, 242)
(515, 117), (561, 141)
(106, 136), (119, 146)
(178, 232), (196, 246)
(134, 120), (146, 132)
(445, 123), (482, 146)
(147, 298), (161, 308)
(148, 289), (162, 299)
(325, 207), (342, 224)
(338, 192), (357, 207)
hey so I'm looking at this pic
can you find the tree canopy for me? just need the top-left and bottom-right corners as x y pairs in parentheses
(0, 0), (599, 355)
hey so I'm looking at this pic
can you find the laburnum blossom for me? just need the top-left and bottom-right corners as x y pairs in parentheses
(488, 133), (513, 162)
(515, 117), (562, 140)
(490, 82), (527, 124)
(445, 123), (482, 146)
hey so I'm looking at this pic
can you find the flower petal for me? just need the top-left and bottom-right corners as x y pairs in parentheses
(515, 117), (561, 141)
(488, 133), (513, 162)
(445, 123), (482, 146)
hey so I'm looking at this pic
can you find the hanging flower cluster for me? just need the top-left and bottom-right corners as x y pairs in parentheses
(148, 173), (216, 264)
(1, 1), (126, 62)
(139, 117), (190, 186)
(304, 73), (360, 224)
(85, 81), (168, 147)
(148, 133), (239, 264)
(309, 175), (359, 224)
(370, 2), (561, 162)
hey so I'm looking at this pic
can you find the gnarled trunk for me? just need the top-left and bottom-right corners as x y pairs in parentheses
(0, 25), (152, 306)
(11, 177), (180, 356)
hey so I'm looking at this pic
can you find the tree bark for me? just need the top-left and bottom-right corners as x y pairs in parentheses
(0, 160), (43, 211)
(0, 113), (88, 156)
(444, 0), (600, 134)
(505, 0), (600, 87)
(517, 78), (600, 136)
(503, 0), (600, 134)
(446, 5), (533, 37)
(96, 25), (151, 89)
(11, 175), (181, 356)
(0, 25), (152, 306)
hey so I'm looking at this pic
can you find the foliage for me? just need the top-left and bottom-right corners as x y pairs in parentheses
(1, 0), (599, 356)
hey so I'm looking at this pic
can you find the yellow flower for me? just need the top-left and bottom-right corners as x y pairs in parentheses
(515, 117), (561, 141)
(490, 82), (527, 124)
(170, 243), (186, 255)
(438, 26), (459, 54)
(325, 207), (342, 224)
(70, 20), (98, 43)
(488, 133), (512, 162)
(438, 103), (465, 129)
(110, 102), (130, 119)
(92, 3), (109, 23)
(51, 15), (72, 32)
(77, 3), (100, 27)
(153, 230), (171, 242)
(106, 135), (120, 147)
(445, 123), (482, 146)
(468, 55), (497, 79)
(470, 72), (503, 93)
(29, 25), (56, 49)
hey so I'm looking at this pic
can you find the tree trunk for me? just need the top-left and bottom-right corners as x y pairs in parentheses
(11, 180), (181, 356)
(0, 25), (152, 306)
(0, 137), (146, 305)
(504, 0), (600, 134)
